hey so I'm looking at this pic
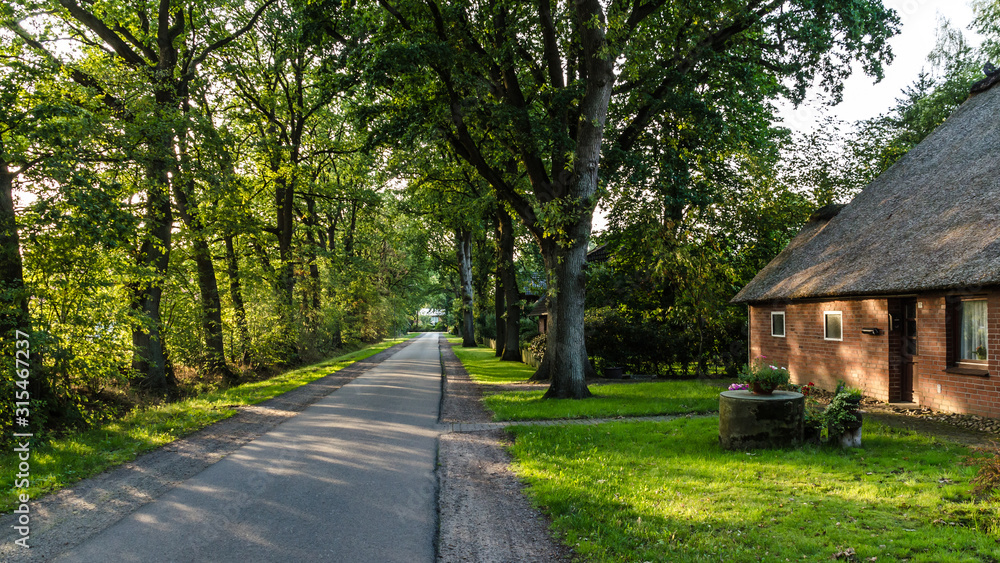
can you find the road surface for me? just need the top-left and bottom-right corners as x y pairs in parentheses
(58, 333), (442, 562)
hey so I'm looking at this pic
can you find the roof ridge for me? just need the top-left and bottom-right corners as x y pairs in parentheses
(970, 63), (1000, 95)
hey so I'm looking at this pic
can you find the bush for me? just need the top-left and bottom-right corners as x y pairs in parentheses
(967, 441), (1000, 499)
(584, 307), (691, 376)
(528, 333), (546, 358)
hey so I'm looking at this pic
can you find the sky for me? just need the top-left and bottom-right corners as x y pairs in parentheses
(777, 0), (981, 134)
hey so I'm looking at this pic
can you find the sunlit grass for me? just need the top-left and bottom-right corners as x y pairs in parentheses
(447, 338), (536, 384)
(485, 382), (720, 421)
(508, 417), (1000, 562)
(1, 334), (416, 514)
(447, 340), (721, 421)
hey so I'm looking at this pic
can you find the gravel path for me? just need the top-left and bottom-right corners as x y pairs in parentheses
(0, 337), (419, 562)
(436, 337), (573, 563)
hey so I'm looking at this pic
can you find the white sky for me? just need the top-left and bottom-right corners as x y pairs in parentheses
(778, 0), (981, 133)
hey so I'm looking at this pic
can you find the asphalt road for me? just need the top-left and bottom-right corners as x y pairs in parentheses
(58, 332), (443, 562)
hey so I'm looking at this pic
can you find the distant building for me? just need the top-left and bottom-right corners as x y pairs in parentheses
(417, 308), (446, 325)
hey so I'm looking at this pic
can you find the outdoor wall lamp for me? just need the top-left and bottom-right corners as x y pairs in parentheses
(861, 328), (882, 336)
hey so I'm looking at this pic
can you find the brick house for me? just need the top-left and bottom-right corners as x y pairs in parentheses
(731, 69), (1000, 418)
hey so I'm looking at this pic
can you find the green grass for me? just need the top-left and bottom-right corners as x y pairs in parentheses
(508, 417), (1000, 562)
(447, 340), (721, 421)
(1, 334), (416, 514)
(484, 382), (720, 421)
(448, 338), (536, 384)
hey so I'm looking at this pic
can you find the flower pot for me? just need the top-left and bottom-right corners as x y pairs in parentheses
(604, 366), (624, 379)
(750, 382), (775, 395)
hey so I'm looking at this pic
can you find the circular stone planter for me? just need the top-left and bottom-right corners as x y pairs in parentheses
(719, 390), (804, 450)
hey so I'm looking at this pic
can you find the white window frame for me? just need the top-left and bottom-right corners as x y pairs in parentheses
(770, 311), (786, 338)
(824, 311), (843, 341)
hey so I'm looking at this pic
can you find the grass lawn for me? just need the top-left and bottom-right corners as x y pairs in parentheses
(485, 382), (720, 421)
(508, 416), (1000, 562)
(1, 334), (415, 514)
(448, 337), (536, 384)
(448, 339), (721, 421)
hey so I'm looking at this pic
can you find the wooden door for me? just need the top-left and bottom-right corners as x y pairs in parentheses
(900, 299), (917, 402)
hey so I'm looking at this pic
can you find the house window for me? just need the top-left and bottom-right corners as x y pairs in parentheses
(824, 311), (843, 341)
(957, 298), (988, 363)
(771, 312), (785, 337)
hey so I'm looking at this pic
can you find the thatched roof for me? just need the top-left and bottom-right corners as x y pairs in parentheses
(733, 78), (1000, 304)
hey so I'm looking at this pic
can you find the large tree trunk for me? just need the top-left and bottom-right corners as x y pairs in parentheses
(304, 197), (321, 315)
(131, 158), (173, 392)
(535, 0), (613, 398)
(497, 204), (521, 362)
(456, 228), (476, 347)
(130, 75), (176, 391)
(174, 175), (234, 382)
(224, 234), (251, 365)
(542, 235), (593, 398)
(493, 240), (505, 357)
(0, 158), (28, 340)
(275, 174), (296, 307)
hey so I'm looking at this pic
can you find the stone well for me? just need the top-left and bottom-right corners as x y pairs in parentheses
(719, 390), (804, 450)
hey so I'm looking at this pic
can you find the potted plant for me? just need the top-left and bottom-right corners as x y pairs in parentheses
(825, 386), (864, 447)
(737, 356), (790, 395)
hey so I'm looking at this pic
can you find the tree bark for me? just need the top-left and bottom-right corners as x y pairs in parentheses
(497, 204), (521, 361)
(174, 173), (234, 381)
(493, 216), (505, 357)
(224, 234), (251, 364)
(274, 173), (296, 308)
(130, 155), (173, 392)
(456, 228), (476, 347)
(542, 235), (593, 398)
(0, 157), (29, 341)
(304, 197), (321, 315)
(532, 0), (613, 398)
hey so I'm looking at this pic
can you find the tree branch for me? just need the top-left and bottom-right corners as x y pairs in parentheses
(56, 0), (147, 66)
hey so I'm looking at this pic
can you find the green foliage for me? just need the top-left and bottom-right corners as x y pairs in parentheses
(966, 441), (1000, 500)
(584, 306), (679, 374)
(825, 389), (864, 437)
(508, 418), (999, 561)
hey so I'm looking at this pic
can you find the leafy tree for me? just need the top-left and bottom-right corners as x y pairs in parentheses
(360, 0), (898, 399)
(5, 0), (278, 390)
(848, 17), (983, 184)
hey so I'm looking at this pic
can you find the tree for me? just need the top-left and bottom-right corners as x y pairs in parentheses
(495, 203), (521, 361)
(361, 0), (898, 398)
(6, 0), (277, 390)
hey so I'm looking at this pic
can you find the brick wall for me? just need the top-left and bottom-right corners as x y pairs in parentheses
(910, 292), (1000, 417)
(750, 299), (891, 402)
(749, 290), (1000, 418)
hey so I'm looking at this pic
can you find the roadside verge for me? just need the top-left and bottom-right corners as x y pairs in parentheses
(436, 335), (572, 562)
